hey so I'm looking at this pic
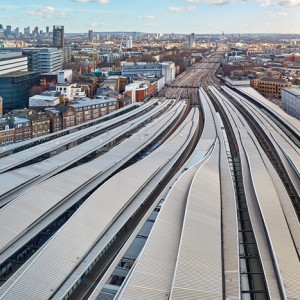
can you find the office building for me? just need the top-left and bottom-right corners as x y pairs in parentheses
(122, 61), (175, 84)
(0, 71), (40, 111)
(187, 33), (195, 49)
(38, 48), (63, 73)
(5, 25), (12, 37)
(46, 26), (49, 34)
(0, 52), (28, 76)
(88, 30), (94, 41)
(281, 87), (300, 120)
(53, 25), (64, 49)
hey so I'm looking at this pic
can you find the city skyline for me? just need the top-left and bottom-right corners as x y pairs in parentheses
(1, 0), (300, 35)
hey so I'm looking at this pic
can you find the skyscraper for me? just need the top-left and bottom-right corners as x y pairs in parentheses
(46, 26), (49, 34)
(6, 25), (12, 37)
(53, 25), (64, 49)
(187, 33), (195, 49)
(88, 30), (94, 41)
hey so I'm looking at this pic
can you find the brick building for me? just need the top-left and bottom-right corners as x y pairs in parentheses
(250, 77), (292, 99)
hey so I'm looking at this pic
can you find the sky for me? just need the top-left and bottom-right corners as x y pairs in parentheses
(1, 0), (300, 34)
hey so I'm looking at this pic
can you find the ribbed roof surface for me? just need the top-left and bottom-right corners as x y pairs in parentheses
(0, 108), (199, 300)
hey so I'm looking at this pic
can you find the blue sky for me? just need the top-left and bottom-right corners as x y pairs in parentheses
(1, 0), (300, 34)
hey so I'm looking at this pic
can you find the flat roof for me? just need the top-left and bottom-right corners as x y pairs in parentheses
(282, 87), (300, 97)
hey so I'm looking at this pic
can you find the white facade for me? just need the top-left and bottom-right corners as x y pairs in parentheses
(281, 87), (300, 120)
(29, 95), (60, 107)
(126, 36), (133, 49)
(161, 61), (175, 84)
(0, 52), (28, 75)
(56, 84), (86, 100)
(107, 53), (121, 64)
(38, 48), (63, 73)
(156, 76), (165, 92)
(57, 69), (72, 84)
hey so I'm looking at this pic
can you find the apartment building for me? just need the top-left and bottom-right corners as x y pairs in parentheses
(46, 97), (118, 130)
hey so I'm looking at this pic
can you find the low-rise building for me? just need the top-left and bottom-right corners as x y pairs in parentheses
(56, 83), (86, 100)
(29, 95), (60, 108)
(28, 114), (50, 138)
(281, 87), (300, 120)
(45, 109), (62, 132)
(122, 61), (175, 83)
(124, 80), (157, 102)
(12, 117), (32, 143)
(250, 77), (292, 99)
(46, 97), (118, 130)
(0, 118), (14, 146)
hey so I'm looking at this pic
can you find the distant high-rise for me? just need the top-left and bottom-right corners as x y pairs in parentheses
(46, 26), (49, 34)
(6, 25), (12, 36)
(33, 26), (39, 36)
(53, 25), (64, 48)
(88, 30), (94, 41)
(187, 33), (195, 49)
(126, 36), (133, 49)
(24, 26), (30, 35)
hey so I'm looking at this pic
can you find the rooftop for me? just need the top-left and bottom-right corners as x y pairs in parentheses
(282, 87), (300, 97)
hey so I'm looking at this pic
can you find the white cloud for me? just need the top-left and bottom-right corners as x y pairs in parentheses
(26, 6), (69, 19)
(167, 6), (185, 12)
(26, 6), (55, 16)
(278, 0), (300, 6)
(258, 0), (273, 6)
(187, 5), (198, 10)
(72, 0), (110, 3)
(138, 16), (156, 19)
(265, 10), (288, 16)
(184, 0), (234, 4)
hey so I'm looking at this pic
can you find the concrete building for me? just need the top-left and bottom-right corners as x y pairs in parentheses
(56, 83), (86, 100)
(57, 69), (72, 84)
(102, 76), (128, 93)
(281, 87), (300, 120)
(126, 36), (133, 49)
(0, 52), (28, 75)
(250, 77), (292, 99)
(161, 61), (176, 84)
(38, 48), (63, 73)
(29, 95), (60, 108)
(124, 80), (157, 103)
(187, 33), (195, 49)
(53, 25), (64, 49)
(0, 48), (62, 74)
(122, 61), (175, 83)
(88, 30), (94, 41)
